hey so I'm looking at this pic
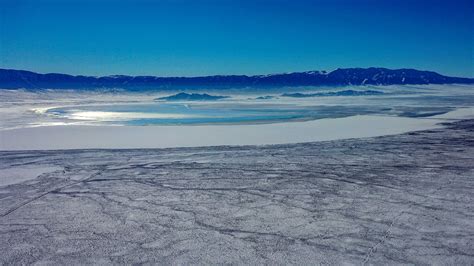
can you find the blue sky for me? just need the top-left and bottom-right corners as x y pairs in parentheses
(0, 0), (472, 77)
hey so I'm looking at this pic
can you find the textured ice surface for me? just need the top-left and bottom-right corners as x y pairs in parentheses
(0, 166), (61, 186)
(0, 120), (473, 264)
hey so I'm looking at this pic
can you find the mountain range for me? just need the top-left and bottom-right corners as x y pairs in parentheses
(155, 93), (229, 101)
(0, 67), (472, 90)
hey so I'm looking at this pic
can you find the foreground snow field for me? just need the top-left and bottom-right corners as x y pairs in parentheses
(1, 119), (473, 264)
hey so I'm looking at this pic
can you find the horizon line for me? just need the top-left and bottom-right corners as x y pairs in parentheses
(1, 66), (473, 79)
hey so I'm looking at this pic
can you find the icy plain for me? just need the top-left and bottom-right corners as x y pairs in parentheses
(1, 119), (473, 264)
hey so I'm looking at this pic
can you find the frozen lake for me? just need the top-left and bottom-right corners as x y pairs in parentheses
(0, 84), (473, 150)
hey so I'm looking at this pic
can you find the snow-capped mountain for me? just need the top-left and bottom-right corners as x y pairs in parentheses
(0, 67), (472, 90)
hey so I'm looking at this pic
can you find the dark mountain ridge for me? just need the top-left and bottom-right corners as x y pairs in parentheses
(0, 67), (472, 90)
(155, 93), (229, 101)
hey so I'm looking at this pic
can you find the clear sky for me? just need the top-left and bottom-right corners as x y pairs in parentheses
(0, 0), (473, 77)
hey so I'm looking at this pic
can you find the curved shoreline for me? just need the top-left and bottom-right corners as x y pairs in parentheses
(0, 114), (448, 151)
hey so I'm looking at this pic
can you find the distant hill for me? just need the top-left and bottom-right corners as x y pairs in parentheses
(155, 93), (229, 101)
(282, 90), (384, 98)
(0, 67), (472, 90)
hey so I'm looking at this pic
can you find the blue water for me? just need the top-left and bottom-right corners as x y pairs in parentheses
(46, 103), (372, 125)
(45, 102), (456, 126)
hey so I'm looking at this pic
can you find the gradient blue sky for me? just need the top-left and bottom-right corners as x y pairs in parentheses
(0, 0), (473, 77)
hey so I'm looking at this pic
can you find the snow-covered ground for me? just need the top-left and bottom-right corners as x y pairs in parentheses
(1, 119), (473, 264)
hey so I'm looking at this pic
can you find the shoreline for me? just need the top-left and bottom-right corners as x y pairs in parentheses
(0, 114), (448, 151)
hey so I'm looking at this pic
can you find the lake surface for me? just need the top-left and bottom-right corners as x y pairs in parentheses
(0, 85), (473, 150)
(38, 85), (473, 126)
(45, 103), (392, 125)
